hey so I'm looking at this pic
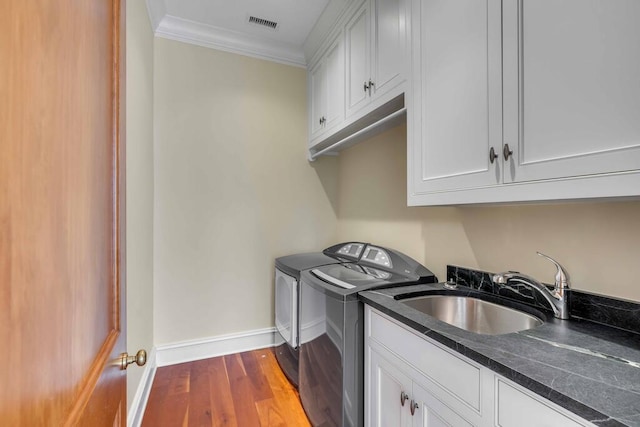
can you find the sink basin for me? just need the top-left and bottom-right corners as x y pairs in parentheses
(401, 295), (543, 335)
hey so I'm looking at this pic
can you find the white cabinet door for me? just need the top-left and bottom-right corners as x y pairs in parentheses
(409, 0), (503, 196)
(368, 349), (477, 427)
(367, 348), (413, 427)
(411, 382), (475, 427)
(346, 2), (371, 117)
(324, 35), (344, 132)
(347, 0), (408, 119)
(309, 32), (345, 146)
(309, 60), (326, 140)
(503, 0), (640, 183)
(370, 0), (407, 101)
(496, 379), (588, 427)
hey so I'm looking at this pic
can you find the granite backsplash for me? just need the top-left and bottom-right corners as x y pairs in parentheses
(446, 265), (640, 335)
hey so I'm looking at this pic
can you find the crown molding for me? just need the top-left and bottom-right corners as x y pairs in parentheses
(145, 0), (166, 32)
(145, 0), (307, 68)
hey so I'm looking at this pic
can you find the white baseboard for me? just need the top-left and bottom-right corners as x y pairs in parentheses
(127, 347), (157, 427)
(155, 327), (278, 367)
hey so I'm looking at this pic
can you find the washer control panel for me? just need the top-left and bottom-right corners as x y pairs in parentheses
(361, 245), (392, 269)
(334, 242), (365, 258)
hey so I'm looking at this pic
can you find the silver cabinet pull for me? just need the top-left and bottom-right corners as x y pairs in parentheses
(410, 400), (419, 416)
(489, 147), (498, 163)
(400, 391), (409, 406)
(503, 143), (513, 160)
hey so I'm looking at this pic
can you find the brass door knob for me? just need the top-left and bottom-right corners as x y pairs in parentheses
(119, 349), (147, 370)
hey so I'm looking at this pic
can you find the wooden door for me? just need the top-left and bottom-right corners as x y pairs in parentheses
(0, 0), (126, 425)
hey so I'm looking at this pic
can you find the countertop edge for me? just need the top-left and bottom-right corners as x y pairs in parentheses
(359, 292), (628, 427)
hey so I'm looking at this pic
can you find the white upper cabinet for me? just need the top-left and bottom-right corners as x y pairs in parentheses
(307, 0), (410, 158)
(346, 3), (371, 116)
(309, 60), (326, 139)
(371, 0), (409, 103)
(409, 0), (502, 195)
(409, 0), (640, 205)
(503, 0), (640, 183)
(346, 0), (408, 118)
(308, 32), (345, 146)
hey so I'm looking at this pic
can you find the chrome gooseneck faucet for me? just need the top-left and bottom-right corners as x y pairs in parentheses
(492, 252), (571, 320)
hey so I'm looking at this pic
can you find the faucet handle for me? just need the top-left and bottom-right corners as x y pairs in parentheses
(536, 252), (570, 289)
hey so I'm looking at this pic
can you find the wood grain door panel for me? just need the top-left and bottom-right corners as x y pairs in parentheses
(0, 0), (126, 425)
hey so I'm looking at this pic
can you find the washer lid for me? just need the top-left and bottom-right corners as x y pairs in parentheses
(310, 263), (398, 290)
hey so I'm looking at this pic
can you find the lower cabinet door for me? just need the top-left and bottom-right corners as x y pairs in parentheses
(496, 379), (587, 427)
(411, 382), (475, 427)
(367, 348), (413, 427)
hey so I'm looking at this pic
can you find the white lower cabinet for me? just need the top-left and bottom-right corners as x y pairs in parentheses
(367, 347), (476, 427)
(496, 380), (585, 427)
(365, 305), (595, 427)
(412, 382), (474, 427)
(367, 349), (412, 427)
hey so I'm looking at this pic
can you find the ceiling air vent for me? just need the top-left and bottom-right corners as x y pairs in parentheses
(248, 15), (279, 31)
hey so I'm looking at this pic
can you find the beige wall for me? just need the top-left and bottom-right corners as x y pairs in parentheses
(336, 125), (478, 280)
(153, 38), (339, 345)
(336, 125), (640, 302)
(125, 0), (155, 410)
(148, 27), (639, 356)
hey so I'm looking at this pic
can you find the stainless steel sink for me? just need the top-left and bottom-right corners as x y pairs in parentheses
(401, 295), (543, 335)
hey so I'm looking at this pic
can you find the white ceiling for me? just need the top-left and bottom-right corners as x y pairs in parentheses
(147, 0), (333, 67)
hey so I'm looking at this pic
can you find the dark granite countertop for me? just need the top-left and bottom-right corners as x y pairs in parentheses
(359, 283), (640, 427)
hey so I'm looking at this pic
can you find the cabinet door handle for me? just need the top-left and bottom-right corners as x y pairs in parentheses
(489, 147), (498, 164)
(368, 80), (374, 95)
(319, 117), (323, 126)
(363, 81), (369, 92)
(400, 391), (409, 406)
(503, 143), (513, 161)
(410, 400), (418, 416)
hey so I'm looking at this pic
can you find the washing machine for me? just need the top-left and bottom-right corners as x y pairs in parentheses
(298, 244), (438, 427)
(274, 242), (367, 388)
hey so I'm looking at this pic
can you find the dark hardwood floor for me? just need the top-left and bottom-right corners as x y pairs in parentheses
(142, 348), (311, 427)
